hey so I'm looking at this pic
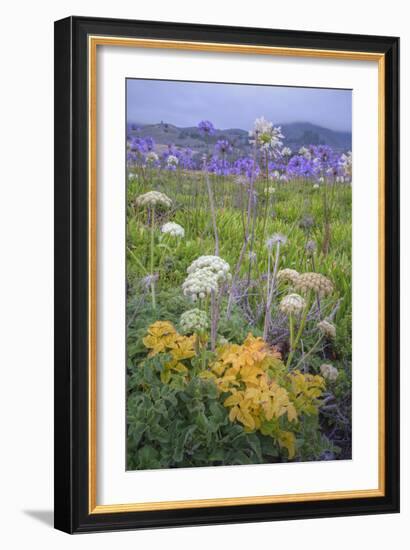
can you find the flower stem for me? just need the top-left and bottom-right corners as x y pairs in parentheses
(201, 339), (207, 370)
(210, 290), (220, 352)
(263, 242), (281, 340)
(310, 253), (321, 316)
(286, 295), (311, 369)
(293, 334), (324, 371)
(226, 160), (256, 319)
(204, 170), (219, 256)
(261, 149), (270, 238)
(127, 246), (148, 274)
(289, 313), (295, 350)
(150, 207), (156, 310)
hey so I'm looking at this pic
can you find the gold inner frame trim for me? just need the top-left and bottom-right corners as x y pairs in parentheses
(88, 35), (386, 514)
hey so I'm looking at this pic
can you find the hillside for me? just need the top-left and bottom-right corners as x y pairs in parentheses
(127, 121), (351, 154)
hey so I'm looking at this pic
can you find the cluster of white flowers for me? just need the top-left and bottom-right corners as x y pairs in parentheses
(294, 272), (333, 298)
(299, 146), (312, 160)
(182, 255), (231, 302)
(270, 170), (280, 180)
(250, 116), (272, 137)
(166, 154), (179, 167)
(161, 222), (185, 238)
(187, 255), (231, 283)
(340, 151), (352, 179)
(146, 151), (159, 164)
(136, 191), (172, 209)
(179, 308), (209, 334)
(281, 146), (292, 157)
(249, 117), (283, 152)
(128, 172), (138, 180)
(320, 363), (339, 382)
(279, 293), (306, 316)
(182, 268), (219, 301)
(317, 319), (336, 339)
(313, 183), (320, 189)
(264, 186), (276, 195)
(277, 268), (300, 286)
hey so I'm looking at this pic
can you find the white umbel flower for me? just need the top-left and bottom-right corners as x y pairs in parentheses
(294, 272), (333, 298)
(135, 191), (172, 209)
(320, 363), (339, 382)
(146, 151), (159, 164)
(249, 117), (283, 151)
(182, 268), (219, 302)
(180, 309), (209, 334)
(161, 222), (185, 238)
(250, 116), (273, 135)
(340, 151), (352, 179)
(187, 255), (231, 283)
(313, 183), (320, 189)
(183, 255), (231, 302)
(317, 319), (336, 339)
(264, 186), (276, 195)
(277, 268), (300, 286)
(281, 146), (292, 157)
(279, 293), (306, 315)
(299, 146), (312, 159)
(166, 154), (179, 167)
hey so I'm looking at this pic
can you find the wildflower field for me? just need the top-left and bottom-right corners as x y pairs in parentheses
(126, 117), (352, 470)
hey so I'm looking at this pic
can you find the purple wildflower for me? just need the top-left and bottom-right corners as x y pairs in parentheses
(233, 157), (260, 179)
(129, 136), (156, 154)
(310, 145), (337, 171)
(207, 156), (232, 176)
(214, 139), (232, 156)
(198, 120), (215, 136)
(286, 155), (318, 178)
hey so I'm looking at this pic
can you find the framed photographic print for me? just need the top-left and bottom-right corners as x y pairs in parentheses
(54, 16), (400, 533)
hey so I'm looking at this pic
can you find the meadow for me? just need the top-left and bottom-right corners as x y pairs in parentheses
(126, 119), (352, 470)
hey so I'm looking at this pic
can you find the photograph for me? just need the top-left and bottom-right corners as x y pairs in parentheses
(52, 14), (399, 534)
(125, 78), (353, 470)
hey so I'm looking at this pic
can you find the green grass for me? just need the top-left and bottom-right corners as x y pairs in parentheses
(127, 170), (351, 354)
(126, 168), (353, 462)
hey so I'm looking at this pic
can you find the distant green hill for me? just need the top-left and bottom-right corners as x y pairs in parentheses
(127, 121), (351, 155)
(279, 122), (351, 151)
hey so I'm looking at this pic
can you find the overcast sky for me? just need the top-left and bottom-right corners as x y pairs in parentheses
(127, 79), (352, 133)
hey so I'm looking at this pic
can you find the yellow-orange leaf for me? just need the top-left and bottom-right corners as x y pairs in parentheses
(278, 431), (296, 459)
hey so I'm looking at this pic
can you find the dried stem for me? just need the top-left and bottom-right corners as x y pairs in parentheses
(226, 150), (257, 319)
(204, 170), (219, 256)
(210, 289), (221, 352)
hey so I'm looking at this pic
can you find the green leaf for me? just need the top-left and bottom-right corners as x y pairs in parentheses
(137, 445), (160, 469)
(128, 421), (146, 446)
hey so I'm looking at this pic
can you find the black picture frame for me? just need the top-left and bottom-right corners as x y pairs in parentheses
(54, 15), (400, 534)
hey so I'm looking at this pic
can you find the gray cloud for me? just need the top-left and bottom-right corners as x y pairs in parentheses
(127, 79), (352, 132)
